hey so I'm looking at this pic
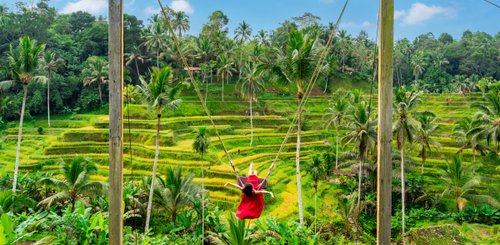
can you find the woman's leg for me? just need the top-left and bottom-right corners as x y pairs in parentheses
(248, 162), (254, 176)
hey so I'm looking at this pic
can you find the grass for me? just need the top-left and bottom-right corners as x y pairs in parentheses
(0, 91), (497, 222)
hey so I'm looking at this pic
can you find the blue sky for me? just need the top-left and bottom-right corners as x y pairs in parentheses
(1, 0), (499, 41)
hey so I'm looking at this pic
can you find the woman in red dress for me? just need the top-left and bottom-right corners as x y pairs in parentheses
(224, 162), (274, 219)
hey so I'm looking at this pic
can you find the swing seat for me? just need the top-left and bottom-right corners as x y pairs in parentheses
(238, 176), (268, 189)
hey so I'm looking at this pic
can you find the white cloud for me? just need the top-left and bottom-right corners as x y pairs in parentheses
(396, 2), (455, 26)
(170, 0), (193, 14)
(61, 0), (107, 15)
(394, 10), (406, 20)
(144, 6), (160, 15)
(361, 21), (371, 28)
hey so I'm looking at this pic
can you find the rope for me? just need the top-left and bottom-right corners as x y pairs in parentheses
(157, 0), (243, 186)
(258, 0), (350, 187)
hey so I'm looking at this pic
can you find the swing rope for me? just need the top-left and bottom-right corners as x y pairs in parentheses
(258, 0), (350, 187)
(157, 0), (350, 190)
(158, 0), (243, 185)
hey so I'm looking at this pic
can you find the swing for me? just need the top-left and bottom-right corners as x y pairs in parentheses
(157, 0), (350, 223)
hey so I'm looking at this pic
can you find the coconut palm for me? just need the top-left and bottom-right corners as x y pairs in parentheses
(217, 54), (236, 102)
(136, 66), (183, 231)
(82, 56), (109, 105)
(172, 11), (190, 38)
(453, 117), (488, 162)
(192, 127), (210, 241)
(125, 46), (145, 78)
(40, 51), (64, 128)
(472, 92), (500, 151)
(142, 22), (168, 68)
(415, 111), (441, 174)
(235, 21), (252, 43)
(342, 102), (377, 212)
(234, 21), (252, 79)
(38, 157), (105, 212)
(305, 155), (327, 232)
(441, 155), (499, 211)
(324, 97), (349, 169)
(393, 87), (421, 242)
(153, 166), (199, 222)
(1, 35), (46, 192)
(238, 62), (265, 146)
(411, 51), (426, 88)
(268, 30), (320, 224)
(255, 30), (269, 47)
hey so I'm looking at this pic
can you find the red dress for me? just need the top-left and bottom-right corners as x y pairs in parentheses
(236, 175), (265, 219)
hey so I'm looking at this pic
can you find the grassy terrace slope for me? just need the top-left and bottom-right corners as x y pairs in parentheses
(0, 92), (498, 219)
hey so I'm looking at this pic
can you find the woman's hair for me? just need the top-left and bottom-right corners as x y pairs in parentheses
(242, 183), (253, 197)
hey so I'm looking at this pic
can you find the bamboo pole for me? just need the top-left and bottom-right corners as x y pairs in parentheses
(377, 0), (394, 244)
(108, 0), (124, 244)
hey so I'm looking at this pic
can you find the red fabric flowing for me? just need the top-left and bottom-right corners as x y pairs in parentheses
(236, 174), (265, 219)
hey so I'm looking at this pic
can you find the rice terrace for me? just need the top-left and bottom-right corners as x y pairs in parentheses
(0, 0), (499, 244)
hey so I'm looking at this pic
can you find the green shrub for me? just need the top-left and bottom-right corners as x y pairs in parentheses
(453, 205), (500, 225)
(37, 127), (44, 135)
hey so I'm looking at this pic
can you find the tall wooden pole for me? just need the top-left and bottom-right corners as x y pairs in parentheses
(377, 0), (394, 244)
(108, 0), (124, 244)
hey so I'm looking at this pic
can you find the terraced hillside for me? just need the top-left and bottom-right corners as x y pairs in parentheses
(0, 93), (498, 219)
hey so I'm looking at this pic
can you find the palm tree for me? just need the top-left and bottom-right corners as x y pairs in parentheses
(269, 30), (320, 224)
(342, 102), (377, 213)
(192, 127), (210, 242)
(125, 46), (145, 78)
(153, 166), (199, 222)
(238, 63), (265, 146)
(411, 51), (426, 88)
(40, 51), (64, 128)
(172, 11), (190, 38)
(136, 66), (183, 231)
(441, 155), (484, 211)
(472, 92), (500, 151)
(393, 87), (421, 241)
(217, 54), (236, 102)
(82, 56), (109, 105)
(336, 30), (351, 72)
(234, 21), (252, 43)
(453, 117), (488, 162)
(324, 97), (349, 169)
(142, 22), (168, 68)
(415, 111), (441, 174)
(255, 30), (269, 47)
(38, 157), (105, 212)
(305, 155), (327, 232)
(1, 35), (46, 192)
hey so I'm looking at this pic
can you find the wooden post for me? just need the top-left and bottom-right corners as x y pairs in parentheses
(377, 0), (394, 244)
(108, 0), (124, 244)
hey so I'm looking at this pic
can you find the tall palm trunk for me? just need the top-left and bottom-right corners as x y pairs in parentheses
(12, 84), (28, 192)
(98, 82), (103, 104)
(314, 184), (317, 233)
(205, 81), (208, 104)
(249, 95), (254, 146)
(156, 50), (160, 69)
(335, 125), (339, 169)
(421, 146), (426, 174)
(47, 71), (51, 127)
(401, 147), (406, 244)
(135, 59), (140, 77)
(357, 146), (365, 211)
(221, 75), (225, 102)
(296, 97), (304, 224)
(145, 114), (161, 231)
(201, 152), (205, 243)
